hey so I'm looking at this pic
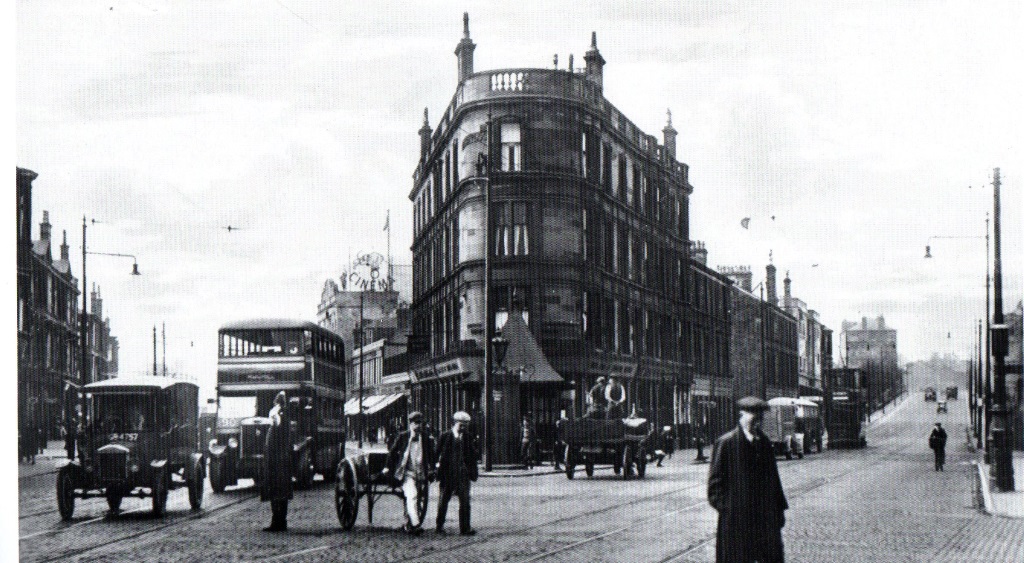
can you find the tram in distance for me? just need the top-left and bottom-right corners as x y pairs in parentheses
(208, 319), (346, 492)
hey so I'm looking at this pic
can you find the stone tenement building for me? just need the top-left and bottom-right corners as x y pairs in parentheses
(843, 315), (899, 409)
(408, 15), (698, 461)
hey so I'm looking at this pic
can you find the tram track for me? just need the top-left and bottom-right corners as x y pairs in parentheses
(22, 490), (260, 563)
(252, 478), (707, 563)
(514, 452), (886, 563)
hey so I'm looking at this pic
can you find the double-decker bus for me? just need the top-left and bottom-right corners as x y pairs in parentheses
(208, 319), (345, 491)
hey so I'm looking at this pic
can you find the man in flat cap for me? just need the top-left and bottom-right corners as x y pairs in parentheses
(435, 410), (479, 535)
(708, 396), (788, 562)
(383, 411), (436, 535)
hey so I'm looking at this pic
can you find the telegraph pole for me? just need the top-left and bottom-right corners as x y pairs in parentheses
(989, 167), (1015, 491)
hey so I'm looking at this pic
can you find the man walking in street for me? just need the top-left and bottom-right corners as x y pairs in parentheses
(261, 391), (292, 532)
(383, 411), (435, 535)
(708, 396), (788, 563)
(928, 422), (948, 471)
(435, 411), (478, 536)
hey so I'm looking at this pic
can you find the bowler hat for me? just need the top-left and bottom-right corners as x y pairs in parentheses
(408, 411), (424, 422)
(736, 396), (770, 412)
(453, 411), (471, 423)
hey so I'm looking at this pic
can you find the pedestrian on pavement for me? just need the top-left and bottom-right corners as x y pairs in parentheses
(928, 422), (947, 472)
(435, 410), (479, 536)
(661, 425), (676, 461)
(708, 396), (789, 563)
(520, 414), (535, 469)
(261, 391), (292, 532)
(553, 411), (568, 470)
(585, 376), (608, 418)
(383, 410), (435, 535)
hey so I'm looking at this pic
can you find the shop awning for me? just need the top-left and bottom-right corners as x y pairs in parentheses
(498, 308), (564, 384)
(363, 393), (405, 415)
(344, 394), (390, 416)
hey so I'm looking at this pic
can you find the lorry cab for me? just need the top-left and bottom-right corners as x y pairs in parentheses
(57, 377), (205, 520)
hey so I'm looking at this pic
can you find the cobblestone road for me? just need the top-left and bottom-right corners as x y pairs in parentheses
(19, 395), (1024, 562)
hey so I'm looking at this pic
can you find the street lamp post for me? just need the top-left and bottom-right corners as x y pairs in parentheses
(988, 167), (1015, 492)
(74, 216), (140, 461)
(479, 120), (494, 472)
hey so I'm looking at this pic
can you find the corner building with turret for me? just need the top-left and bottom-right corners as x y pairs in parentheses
(408, 15), (701, 463)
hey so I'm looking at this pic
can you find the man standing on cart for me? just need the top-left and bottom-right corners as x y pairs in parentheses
(435, 411), (479, 536)
(383, 411), (435, 535)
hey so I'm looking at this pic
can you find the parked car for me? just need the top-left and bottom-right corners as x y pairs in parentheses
(57, 377), (205, 520)
(924, 388), (937, 402)
(936, 401), (948, 414)
(945, 386), (958, 400)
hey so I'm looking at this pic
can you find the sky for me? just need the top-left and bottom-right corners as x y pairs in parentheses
(14, 0), (1024, 399)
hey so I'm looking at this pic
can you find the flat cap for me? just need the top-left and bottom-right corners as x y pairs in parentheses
(453, 411), (471, 423)
(736, 396), (770, 412)
(407, 411), (424, 422)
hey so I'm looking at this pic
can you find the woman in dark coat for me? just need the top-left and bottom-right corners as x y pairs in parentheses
(261, 391), (293, 531)
(708, 397), (788, 563)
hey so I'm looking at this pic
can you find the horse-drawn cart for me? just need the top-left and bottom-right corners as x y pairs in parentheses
(334, 446), (427, 530)
(561, 417), (650, 480)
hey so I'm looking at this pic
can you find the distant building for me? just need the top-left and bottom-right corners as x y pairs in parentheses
(720, 263), (799, 408)
(18, 168), (80, 440)
(843, 316), (899, 410)
(781, 271), (830, 396)
(317, 253), (411, 360)
(17, 168), (120, 440)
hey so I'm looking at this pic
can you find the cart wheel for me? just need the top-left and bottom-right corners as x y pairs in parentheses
(622, 444), (635, 480)
(585, 462), (594, 478)
(56, 466), (76, 521)
(294, 449), (314, 490)
(106, 489), (123, 513)
(188, 458), (205, 510)
(335, 463), (359, 530)
(565, 448), (576, 480)
(210, 457), (227, 493)
(636, 452), (647, 479)
(151, 467), (169, 516)
(365, 482), (376, 525)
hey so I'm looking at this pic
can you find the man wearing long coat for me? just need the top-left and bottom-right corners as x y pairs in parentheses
(435, 411), (479, 535)
(261, 391), (293, 532)
(928, 423), (947, 471)
(708, 397), (788, 563)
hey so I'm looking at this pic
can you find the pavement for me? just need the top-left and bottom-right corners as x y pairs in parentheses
(17, 441), (71, 480)
(980, 450), (1024, 518)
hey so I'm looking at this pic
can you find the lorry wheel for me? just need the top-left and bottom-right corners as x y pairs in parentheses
(295, 449), (314, 490)
(56, 466), (76, 521)
(636, 453), (647, 478)
(565, 448), (576, 480)
(188, 458), (205, 510)
(210, 457), (227, 493)
(151, 467), (169, 516)
(585, 462), (594, 478)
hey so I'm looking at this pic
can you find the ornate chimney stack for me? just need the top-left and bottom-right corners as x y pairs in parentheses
(584, 31), (605, 89)
(663, 109), (678, 160)
(419, 108), (432, 160)
(454, 12), (476, 83)
(690, 240), (708, 265)
(40, 210), (52, 245)
(61, 230), (69, 261)
(766, 256), (778, 306)
(783, 270), (792, 312)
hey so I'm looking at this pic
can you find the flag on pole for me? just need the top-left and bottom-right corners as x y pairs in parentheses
(383, 210), (389, 231)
